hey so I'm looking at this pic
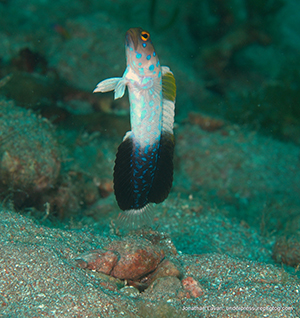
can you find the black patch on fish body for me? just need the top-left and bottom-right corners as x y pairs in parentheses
(113, 131), (174, 211)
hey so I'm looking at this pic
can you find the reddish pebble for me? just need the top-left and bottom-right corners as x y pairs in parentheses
(76, 238), (164, 281)
(75, 249), (118, 275)
(182, 276), (204, 298)
(108, 239), (164, 281)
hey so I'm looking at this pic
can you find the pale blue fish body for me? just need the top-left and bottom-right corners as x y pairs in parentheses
(124, 35), (163, 149)
(93, 27), (176, 227)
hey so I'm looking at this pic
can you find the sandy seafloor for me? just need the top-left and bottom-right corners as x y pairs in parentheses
(1, 0), (300, 317)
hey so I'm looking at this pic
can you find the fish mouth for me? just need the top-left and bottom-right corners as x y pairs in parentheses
(125, 28), (139, 51)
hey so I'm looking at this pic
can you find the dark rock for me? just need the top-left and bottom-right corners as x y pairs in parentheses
(272, 235), (300, 267)
(145, 276), (183, 298)
(0, 101), (61, 199)
(92, 272), (124, 291)
(147, 259), (182, 286)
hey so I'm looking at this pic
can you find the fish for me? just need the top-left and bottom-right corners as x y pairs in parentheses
(93, 27), (176, 227)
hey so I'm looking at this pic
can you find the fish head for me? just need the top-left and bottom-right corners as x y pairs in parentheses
(125, 27), (161, 78)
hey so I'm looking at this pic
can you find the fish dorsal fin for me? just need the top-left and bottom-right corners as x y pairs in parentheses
(162, 66), (176, 133)
(162, 66), (176, 102)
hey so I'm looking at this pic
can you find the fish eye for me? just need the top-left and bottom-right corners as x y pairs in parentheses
(141, 31), (150, 41)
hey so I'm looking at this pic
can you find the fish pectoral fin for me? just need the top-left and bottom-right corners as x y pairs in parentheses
(114, 78), (126, 100)
(93, 77), (126, 100)
(93, 77), (121, 93)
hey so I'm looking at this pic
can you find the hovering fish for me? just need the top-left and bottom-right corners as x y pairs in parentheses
(93, 27), (176, 227)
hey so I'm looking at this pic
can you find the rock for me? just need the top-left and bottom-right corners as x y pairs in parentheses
(92, 272), (124, 291)
(134, 230), (178, 257)
(75, 249), (118, 274)
(107, 238), (164, 281)
(120, 286), (140, 297)
(145, 276), (183, 298)
(147, 259), (182, 286)
(272, 235), (300, 267)
(76, 237), (185, 293)
(181, 276), (204, 298)
(0, 101), (61, 200)
(76, 238), (164, 282)
(136, 299), (187, 318)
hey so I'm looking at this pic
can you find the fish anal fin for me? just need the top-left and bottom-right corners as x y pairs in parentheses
(148, 131), (174, 204)
(114, 78), (126, 99)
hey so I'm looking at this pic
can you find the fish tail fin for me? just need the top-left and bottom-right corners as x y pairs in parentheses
(93, 77), (126, 100)
(117, 204), (154, 229)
